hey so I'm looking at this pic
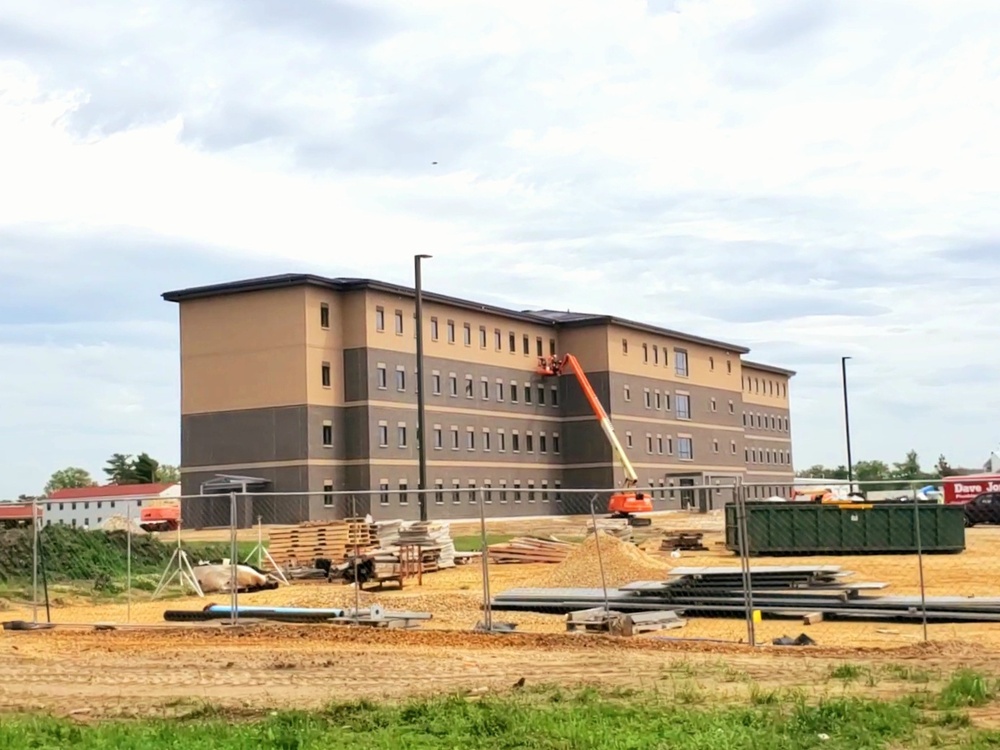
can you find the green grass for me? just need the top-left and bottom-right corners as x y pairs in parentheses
(830, 663), (867, 681)
(0, 690), (932, 750)
(937, 670), (997, 709)
(452, 533), (513, 552)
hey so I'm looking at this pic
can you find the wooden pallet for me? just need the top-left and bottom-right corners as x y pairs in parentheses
(660, 531), (708, 552)
(487, 536), (577, 564)
(566, 608), (687, 636)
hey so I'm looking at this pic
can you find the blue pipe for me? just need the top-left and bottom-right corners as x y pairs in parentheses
(204, 604), (347, 617)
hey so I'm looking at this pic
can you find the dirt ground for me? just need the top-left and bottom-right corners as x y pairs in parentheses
(3, 511), (1000, 717)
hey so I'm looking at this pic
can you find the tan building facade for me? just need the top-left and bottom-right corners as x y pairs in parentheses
(163, 274), (795, 522)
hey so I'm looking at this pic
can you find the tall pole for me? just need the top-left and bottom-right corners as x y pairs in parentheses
(415, 253), (432, 521)
(841, 356), (854, 493)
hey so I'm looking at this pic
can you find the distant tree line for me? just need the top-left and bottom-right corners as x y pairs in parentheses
(40, 453), (180, 496)
(796, 450), (981, 491)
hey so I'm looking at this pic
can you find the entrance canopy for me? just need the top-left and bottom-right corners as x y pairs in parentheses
(198, 474), (271, 495)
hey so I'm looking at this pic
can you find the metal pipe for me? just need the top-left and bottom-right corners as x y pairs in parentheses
(912, 485), (929, 642)
(589, 494), (611, 615)
(478, 487), (493, 630)
(841, 356), (854, 492)
(31, 498), (38, 625)
(415, 253), (432, 522)
(127, 502), (132, 624)
(229, 491), (238, 627)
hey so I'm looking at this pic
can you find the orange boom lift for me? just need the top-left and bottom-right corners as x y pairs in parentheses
(536, 354), (654, 526)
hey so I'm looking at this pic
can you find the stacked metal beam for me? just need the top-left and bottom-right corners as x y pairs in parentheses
(490, 565), (1000, 623)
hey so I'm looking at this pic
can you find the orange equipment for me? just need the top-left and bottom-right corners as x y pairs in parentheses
(139, 503), (181, 532)
(536, 354), (654, 525)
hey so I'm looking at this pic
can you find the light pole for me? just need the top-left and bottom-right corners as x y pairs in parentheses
(415, 253), (432, 521)
(841, 356), (854, 493)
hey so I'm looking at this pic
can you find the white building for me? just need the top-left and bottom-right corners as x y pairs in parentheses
(44, 483), (180, 528)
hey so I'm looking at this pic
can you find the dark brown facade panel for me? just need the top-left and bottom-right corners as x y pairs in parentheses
(181, 406), (314, 466)
(342, 348), (370, 402)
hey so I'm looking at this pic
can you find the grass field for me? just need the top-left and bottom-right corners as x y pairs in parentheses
(3, 673), (1000, 749)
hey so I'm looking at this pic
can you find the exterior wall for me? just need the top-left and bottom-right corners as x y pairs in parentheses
(741, 363), (794, 489)
(42, 486), (179, 529)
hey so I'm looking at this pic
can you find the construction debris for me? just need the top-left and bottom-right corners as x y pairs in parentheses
(193, 564), (281, 594)
(487, 537), (576, 564)
(660, 531), (708, 552)
(566, 607), (686, 636)
(163, 602), (432, 628)
(100, 515), (145, 534)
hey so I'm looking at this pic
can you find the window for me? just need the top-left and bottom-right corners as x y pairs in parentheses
(731, 440), (738, 455)
(549, 339), (556, 356)
(323, 480), (334, 507)
(463, 323), (471, 345)
(622, 338), (628, 354)
(395, 367), (406, 391)
(433, 426), (443, 449)
(483, 429), (491, 451)
(499, 479), (508, 503)
(710, 398), (717, 412)
(713, 439), (719, 453)
(513, 480), (522, 502)
(678, 437), (694, 460)
(432, 373), (441, 394)
(376, 365), (387, 389)
(481, 378), (489, 399)
(466, 428), (475, 450)
(375, 307), (385, 331)
(552, 433), (561, 454)
(536, 337), (543, 356)
(479, 326), (487, 348)
(626, 431), (633, 449)
(447, 320), (456, 343)
(667, 437), (674, 455)
(644, 389), (651, 408)
(727, 360), (732, 374)
(551, 386), (559, 406)
(465, 375), (474, 398)
(646, 434), (654, 453)
(397, 425), (407, 447)
(468, 480), (477, 503)
(675, 349), (689, 377)
(496, 380), (504, 401)
(656, 435), (663, 454)
(643, 343), (649, 362)
(624, 385), (631, 402)
(662, 347), (669, 366)
(526, 432), (534, 452)
(653, 346), (659, 365)
(378, 424), (388, 447)
(541, 479), (549, 502)
(320, 303), (330, 329)
(745, 447), (750, 462)
(523, 384), (532, 403)
(451, 426), (460, 449)
(498, 430), (506, 452)
(484, 480), (493, 503)
(510, 381), (519, 402)
(554, 480), (562, 502)
(322, 421), (333, 447)
(394, 310), (404, 334)
(449, 374), (458, 396)
(527, 480), (536, 502)
(495, 329), (502, 350)
(539, 433), (547, 453)
(452, 480), (461, 503)
(512, 431), (521, 452)
(321, 362), (331, 388)
(742, 412), (748, 426)
(434, 480), (444, 504)
(537, 384), (545, 405)
(728, 400), (735, 414)
(523, 334), (530, 355)
(398, 480), (408, 505)
(654, 390), (661, 409)
(676, 394), (691, 420)
(709, 356), (715, 371)
(430, 317), (439, 340)
(509, 332), (516, 352)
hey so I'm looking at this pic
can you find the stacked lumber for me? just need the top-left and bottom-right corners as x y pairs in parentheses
(660, 531), (708, 552)
(374, 519), (403, 547)
(487, 536), (577, 564)
(268, 520), (376, 566)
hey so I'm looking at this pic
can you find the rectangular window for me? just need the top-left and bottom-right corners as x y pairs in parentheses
(467, 480), (477, 504)
(646, 434), (653, 453)
(643, 343), (649, 362)
(375, 306), (385, 331)
(537, 384), (545, 405)
(664, 393), (672, 411)
(495, 329), (502, 350)
(480, 326), (487, 348)
(322, 421), (333, 447)
(625, 431), (633, 448)
(430, 317), (439, 340)
(378, 424), (388, 447)
(397, 425), (407, 447)
(509, 332), (516, 352)
(522, 334), (530, 355)
(484, 480), (493, 504)
(451, 427), (460, 450)
(452, 480), (461, 504)
(710, 398), (717, 412)
(731, 441), (737, 455)
(551, 386), (559, 406)
(624, 385), (631, 402)
(395, 367), (406, 391)
(321, 362), (331, 388)
(483, 429), (491, 451)
(713, 439), (720, 453)
(678, 437), (693, 460)
(552, 433), (560, 453)
(653, 346), (659, 365)
(622, 338), (628, 354)
(320, 303), (330, 329)
(667, 437), (674, 455)
(498, 430), (506, 452)
(466, 428), (475, 450)
(676, 393), (691, 420)
(541, 479), (550, 502)
(527, 480), (536, 502)
(512, 431), (521, 452)
(526, 432), (534, 452)
(496, 379), (504, 401)
(434, 480), (444, 504)
(549, 338), (556, 356)
(376, 364), (387, 389)
(539, 433), (547, 453)
(432, 373), (441, 394)
(498, 479), (508, 503)
(675, 349), (689, 377)
(465, 375), (474, 398)
(449, 374), (458, 397)
(447, 320), (456, 343)
(523, 384), (532, 404)
(644, 389), (651, 408)
(656, 435), (663, 454)
(728, 400), (735, 414)
(481, 378), (489, 399)
(513, 480), (522, 503)
(433, 427), (443, 449)
(510, 381), (519, 402)
(394, 310), (404, 334)
(554, 480), (562, 502)
(536, 337), (543, 357)
(323, 480), (334, 507)
(463, 323), (472, 345)
(654, 390), (661, 410)
(398, 480), (408, 505)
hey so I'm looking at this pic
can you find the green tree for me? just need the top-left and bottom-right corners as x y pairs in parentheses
(891, 450), (923, 481)
(936, 454), (961, 478)
(155, 464), (180, 483)
(131, 452), (160, 484)
(104, 453), (138, 484)
(44, 467), (96, 495)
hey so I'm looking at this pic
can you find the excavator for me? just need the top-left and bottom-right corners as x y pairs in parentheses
(536, 354), (654, 526)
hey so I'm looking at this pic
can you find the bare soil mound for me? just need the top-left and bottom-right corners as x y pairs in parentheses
(536, 533), (670, 588)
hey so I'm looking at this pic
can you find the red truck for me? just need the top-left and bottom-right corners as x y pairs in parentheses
(942, 474), (1000, 504)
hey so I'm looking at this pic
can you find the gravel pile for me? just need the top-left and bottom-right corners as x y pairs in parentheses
(536, 533), (670, 588)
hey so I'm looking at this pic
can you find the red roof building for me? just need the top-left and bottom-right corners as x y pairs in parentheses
(47, 483), (177, 500)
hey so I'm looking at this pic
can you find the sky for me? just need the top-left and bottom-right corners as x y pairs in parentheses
(1, 0), (999, 497)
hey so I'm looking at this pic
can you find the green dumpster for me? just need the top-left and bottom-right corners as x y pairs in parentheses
(724, 501), (966, 556)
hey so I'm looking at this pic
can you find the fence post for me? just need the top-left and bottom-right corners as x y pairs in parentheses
(229, 491), (238, 627)
(588, 494), (611, 615)
(911, 484), (929, 643)
(477, 487), (493, 631)
(31, 496), (39, 625)
(735, 479), (757, 646)
(352, 494), (360, 624)
(126, 500), (133, 624)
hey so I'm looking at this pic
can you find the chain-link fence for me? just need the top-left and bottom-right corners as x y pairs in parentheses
(10, 480), (997, 648)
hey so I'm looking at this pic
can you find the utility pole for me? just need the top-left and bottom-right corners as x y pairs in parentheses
(414, 254), (432, 521)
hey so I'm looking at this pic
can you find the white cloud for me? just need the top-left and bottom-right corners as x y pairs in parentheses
(1, 0), (1000, 495)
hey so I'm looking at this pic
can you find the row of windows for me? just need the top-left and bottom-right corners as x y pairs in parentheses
(43, 500), (144, 512)
(631, 341), (736, 380)
(376, 421), (562, 455)
(746, 447), (792, 465)
(44, 518), (103, 527)
(374, 365), (561, 408)
(743, 374), (787, 399)
(627, 432), (697, 460)
(743, 412), (790, 432)
(320, 478), (565, 507)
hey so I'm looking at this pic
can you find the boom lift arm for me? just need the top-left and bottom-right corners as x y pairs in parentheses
(536, 354), (653, 523)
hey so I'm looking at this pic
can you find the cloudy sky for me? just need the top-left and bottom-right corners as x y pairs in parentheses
(1, 0), (998, 497)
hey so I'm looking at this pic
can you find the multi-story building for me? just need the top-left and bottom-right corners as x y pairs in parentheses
(163, 274), (795, 524)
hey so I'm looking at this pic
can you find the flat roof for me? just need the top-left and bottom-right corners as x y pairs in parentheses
(742, 359), (797, 377)
(162, 273), (758, 357)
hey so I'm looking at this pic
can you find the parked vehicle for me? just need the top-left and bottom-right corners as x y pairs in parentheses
(962, 492), (1000, 527)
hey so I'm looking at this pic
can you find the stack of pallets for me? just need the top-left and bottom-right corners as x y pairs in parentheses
(487, 536), (577, 564)
(268, 520), (376, 567)
(660, 531), (708, 552)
